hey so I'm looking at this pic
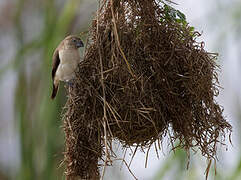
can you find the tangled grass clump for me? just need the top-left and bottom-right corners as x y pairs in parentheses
(62, 0), (232, 179)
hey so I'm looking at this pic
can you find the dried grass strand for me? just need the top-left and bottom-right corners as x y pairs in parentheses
(62, 0), (232, 179)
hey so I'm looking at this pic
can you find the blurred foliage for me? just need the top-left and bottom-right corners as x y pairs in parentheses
(161, 4), (195, 35)
(163, 4), (186, 23)
(153, 148), (189, 180)
(0, 0), (89, 179)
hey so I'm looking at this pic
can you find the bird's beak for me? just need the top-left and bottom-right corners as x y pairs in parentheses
(76, 40), (84, 48)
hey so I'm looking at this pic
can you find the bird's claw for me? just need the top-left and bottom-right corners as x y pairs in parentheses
(67, 80), (74, 87)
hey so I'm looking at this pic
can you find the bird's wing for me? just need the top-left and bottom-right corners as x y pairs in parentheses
(52, 49), (60, 80)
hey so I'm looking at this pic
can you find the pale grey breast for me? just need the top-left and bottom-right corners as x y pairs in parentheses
(55, 49), (80, 81)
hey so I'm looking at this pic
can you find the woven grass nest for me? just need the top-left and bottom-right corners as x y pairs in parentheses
(62, 0), (232, 179)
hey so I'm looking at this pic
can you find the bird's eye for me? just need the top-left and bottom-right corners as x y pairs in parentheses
(72, 39), (77, 43)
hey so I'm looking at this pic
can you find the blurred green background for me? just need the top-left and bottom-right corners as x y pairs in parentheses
(0, 0), (240, 180)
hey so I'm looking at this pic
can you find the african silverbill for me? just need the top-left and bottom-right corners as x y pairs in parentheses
(51, 35), (84, 99)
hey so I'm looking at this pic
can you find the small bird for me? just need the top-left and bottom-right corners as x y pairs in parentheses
(51, 35), (84, 99)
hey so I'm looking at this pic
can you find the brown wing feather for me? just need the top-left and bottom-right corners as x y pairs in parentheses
(52, 49), (60, 80)
(51, 83), (59, 99)
(51, 48), (61, 99)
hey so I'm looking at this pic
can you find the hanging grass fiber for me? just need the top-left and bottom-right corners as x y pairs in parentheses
(62, 0), (232, 179)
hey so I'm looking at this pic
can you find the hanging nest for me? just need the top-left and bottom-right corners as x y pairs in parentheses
(62, 0), (232, 179)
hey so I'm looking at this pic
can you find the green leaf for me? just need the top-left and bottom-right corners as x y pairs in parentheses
(177, 10), (186, 21)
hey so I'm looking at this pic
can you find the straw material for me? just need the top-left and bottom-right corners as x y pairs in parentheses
(62, 0), (232, 179)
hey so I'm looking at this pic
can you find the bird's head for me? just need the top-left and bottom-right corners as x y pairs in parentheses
(64, 35), (84, 49)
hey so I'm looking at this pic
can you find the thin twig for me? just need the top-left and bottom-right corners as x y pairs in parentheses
(128, 145), (138, 167)
(205, 158), (212, 180)
(110, 0), (135, 78)
(145, 144), (152, 168)
(115, 158), (138, 180)
(96, 1), (109, 179)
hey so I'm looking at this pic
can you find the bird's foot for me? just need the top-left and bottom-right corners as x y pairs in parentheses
(67, 79), (74, 88)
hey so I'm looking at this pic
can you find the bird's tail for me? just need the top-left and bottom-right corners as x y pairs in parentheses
(51, 80), (59, 99)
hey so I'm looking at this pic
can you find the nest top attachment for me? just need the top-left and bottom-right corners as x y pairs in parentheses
(63, 0), (232, 179)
